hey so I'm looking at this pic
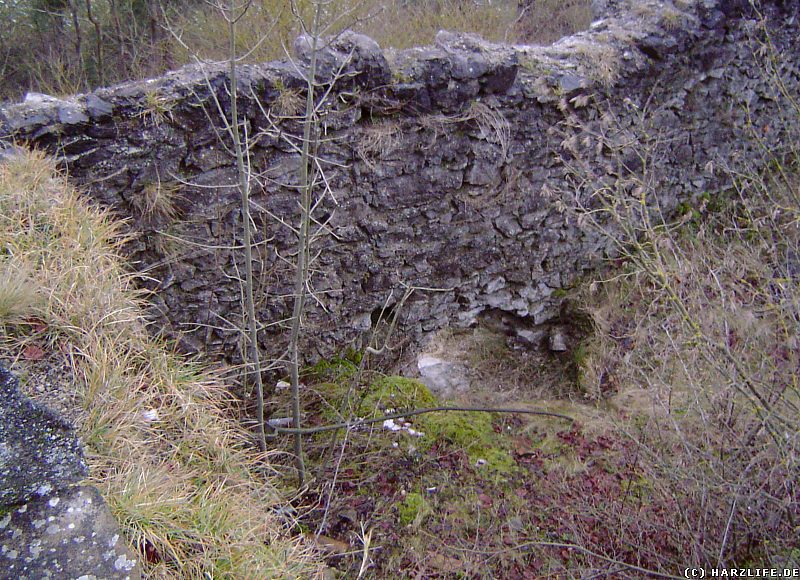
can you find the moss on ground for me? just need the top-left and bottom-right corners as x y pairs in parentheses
(309, 366), (518, 480)
(306, 350), (361, 382)
(398, 492), (430, 526)
(417, 411), (516, 478)
(357, 376), (438, 417)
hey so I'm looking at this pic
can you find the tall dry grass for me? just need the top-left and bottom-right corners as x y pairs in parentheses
(558, 25), (800, 567)
(0, 0), (592, 100)
(0, 150), (322, 578)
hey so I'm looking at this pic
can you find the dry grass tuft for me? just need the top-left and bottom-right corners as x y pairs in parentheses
(272, 84), (305, 118)
(421, 325), (576, 406)
(0, 262), (39, 325)
(0, 150), (322, 578)
(131, 180), (182, 222)
(466, 100), (512, 161)
(515, 0), (594, 45)
(351, 0), (523, 49)
(355, 119), (402, 169)
(574, 41), (621, 86)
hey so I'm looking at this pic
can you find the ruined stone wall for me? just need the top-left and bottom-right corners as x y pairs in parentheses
(1, 0), (798, 363)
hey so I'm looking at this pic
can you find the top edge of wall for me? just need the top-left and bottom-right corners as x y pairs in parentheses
(0, 0), (796, 137)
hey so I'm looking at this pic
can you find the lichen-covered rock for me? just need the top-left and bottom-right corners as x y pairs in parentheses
(294, 30), (392, 88)
(0, 486), (141, 580)
(0, 364), (87, 506)
(0, 364), (140, 579)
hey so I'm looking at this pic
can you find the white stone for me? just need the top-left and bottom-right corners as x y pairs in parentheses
(141, 409), (159, 423)
(383, 419), (402, 432)
(417, 355), (470, 398)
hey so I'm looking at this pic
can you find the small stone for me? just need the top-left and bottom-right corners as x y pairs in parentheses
(57, 106), (89, 125)
(507, 516), (525, 531)
(495, 215), (522, 238)
(557, 74), (585, 93)
(417, 355), (470, 398)
(84, 94), (114, 118)
(141, 409), (159, 423)
(548, 328), (569, 352)
(383, 419), (402, 432)
(515, 328), (546, 346)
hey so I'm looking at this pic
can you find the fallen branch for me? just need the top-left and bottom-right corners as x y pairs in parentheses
(271, 406), (575, 435)
(430, 534), (686, 580)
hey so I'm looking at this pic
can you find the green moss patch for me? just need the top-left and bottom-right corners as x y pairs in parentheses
(398, 492), (430, 527)
(418, 411), (516, 477)
(305, 350), (361, 382)
(358, 376), (437, 418)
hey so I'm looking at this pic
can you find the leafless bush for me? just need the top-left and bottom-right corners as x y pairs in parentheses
(557, 20), (800, 568)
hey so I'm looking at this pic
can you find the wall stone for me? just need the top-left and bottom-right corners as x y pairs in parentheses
(1, 0), (798, 365)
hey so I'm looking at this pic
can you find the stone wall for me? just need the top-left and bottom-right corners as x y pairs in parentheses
(1, 0), (798, 364)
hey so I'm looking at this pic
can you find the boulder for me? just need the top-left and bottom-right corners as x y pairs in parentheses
(0, 486), (140, 580)
(0, 363), (141, 579)
(417, 354), (471, 399)
(0, 364), (87, 506)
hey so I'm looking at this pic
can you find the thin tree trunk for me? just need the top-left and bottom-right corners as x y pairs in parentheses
(108, 0), (127, 64)
(85, 0), (104, 85)
(227, 0), (267, 453)
(66, 0), (84, 73)
(286, 0), (324, 488)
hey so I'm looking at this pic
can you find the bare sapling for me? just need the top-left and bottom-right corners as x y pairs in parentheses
(163, 0), (275, 451)
(284, 1), (324, 486)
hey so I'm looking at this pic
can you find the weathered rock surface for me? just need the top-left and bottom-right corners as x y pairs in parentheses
(548, 328), (569, 353)
(0, 0), (798, 367)
(0, 364), (86, 506)
(0, 486), (140, 580)
(417, 355), (471, 399)
(0, 364), (140, 580)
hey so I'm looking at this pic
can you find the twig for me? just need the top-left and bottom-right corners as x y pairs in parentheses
(272, 405), (574, 435)
(316, 427), (350, 537)
(437, 537), (685, 580)
(356, 522), (373, 579)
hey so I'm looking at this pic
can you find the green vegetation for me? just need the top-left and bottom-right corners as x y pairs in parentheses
(2, 3), (798, 576)
(305, 370), (516, 476)
(307, 350), (361, 380)
(418, 411), (516, 476)
(398, 492), (429, 527)
(358, 376), (437, 417)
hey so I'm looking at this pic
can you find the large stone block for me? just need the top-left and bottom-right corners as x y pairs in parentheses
(0, 486), (141, 580)
(0, 365), (86, 506)
(0, 364), (141, 579)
